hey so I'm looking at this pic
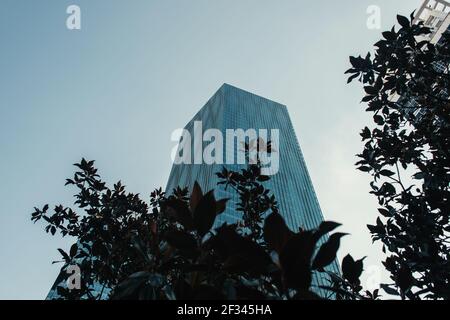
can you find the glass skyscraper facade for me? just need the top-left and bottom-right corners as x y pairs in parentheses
(47, 83), (339, 299)
(166, 83), (340, 294)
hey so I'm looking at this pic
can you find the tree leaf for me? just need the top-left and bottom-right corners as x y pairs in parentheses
(379, 169), (395, 177)
(358, 166), (372, 172)
(279, 231), (315, 290)
(360, 127), (371, 140)
(190, 181), (203, 212)
(164, 229), (198, 258)
(209, 224), (272, 276)
(313, 221), (342, 242)
(165, 199), (194, 230)
(347, 73), (359, 84)
(263, 212), (293, 253)
(111, 271), (151, 300)
(381, 283), (399, 296)
(397, 15), (410, 28)
(397, 265), (413, 293)
(69, 243), (78, 258)
(342, 254), (366, 285)
(312, 233), (347, 271)
(193, 190), (217, 237)
(257, 175), (270, 182)
(57, 248), (70, 263)
(215, 198), (230, 214)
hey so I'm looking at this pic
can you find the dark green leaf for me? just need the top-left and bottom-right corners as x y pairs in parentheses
(69, 243), (78, 258)
(342, 254), (366, 285)
(312, 233), (347, 271)
(190, 181), (203, 212)
(279, 232), (315, 290)
(57, 248), (70, 263)
(165, 230), (198, 257)
(397, 15), (410, 28)
(263, 212), (293, 253)
(193, 190), (217, 237)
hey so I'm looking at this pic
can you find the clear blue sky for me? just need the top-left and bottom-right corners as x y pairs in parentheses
(0, 0), (421, 299)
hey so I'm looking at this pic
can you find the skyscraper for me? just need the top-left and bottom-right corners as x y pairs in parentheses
(414, 0), (450, 43)
(397, 0), (449, 116)
(166, 83), (340, 294)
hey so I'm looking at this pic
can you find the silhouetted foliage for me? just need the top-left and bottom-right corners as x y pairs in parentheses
(32, 158), (371, 300)
(347, 13), (450, 299)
